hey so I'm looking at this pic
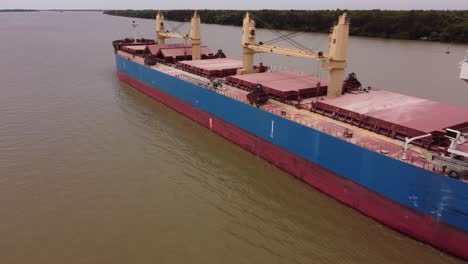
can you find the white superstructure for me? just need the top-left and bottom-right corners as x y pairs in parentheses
(460, 51), (468, 83)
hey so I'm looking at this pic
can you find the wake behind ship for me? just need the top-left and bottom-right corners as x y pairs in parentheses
(112, 12), (468, 259)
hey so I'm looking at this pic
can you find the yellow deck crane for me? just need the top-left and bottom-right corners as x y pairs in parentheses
(155, 11), (202, 60)
(238, 12), (350, 98)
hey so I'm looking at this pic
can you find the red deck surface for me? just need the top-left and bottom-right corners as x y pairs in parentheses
(176, 58), (243, 78)
(177, 58), (242, 71)
(142, 43), (213, 59)
(227, 71), (328, 99)
(161, 47), (213, 58)
(317, 90), (468, 135)
(123, 45), (148, 51)
(146, 43), (189, 55)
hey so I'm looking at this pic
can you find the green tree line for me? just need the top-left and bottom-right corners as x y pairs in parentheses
(0, 9), (39, 12)
(104, 9), (468, 43)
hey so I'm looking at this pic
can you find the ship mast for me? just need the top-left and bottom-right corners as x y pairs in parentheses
(238, 12), (350, 98)
(131, 20), (139, 41)
(155, 12), (166, 45)
(155, 11), (202, 60)
(239, 12), (256, 75)
(327, 14), (350, 98)
(190, 11), (202, 61)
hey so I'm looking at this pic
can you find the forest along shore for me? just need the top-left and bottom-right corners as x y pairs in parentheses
(104, 9), (468, 44)
(0, 9), (39, 12)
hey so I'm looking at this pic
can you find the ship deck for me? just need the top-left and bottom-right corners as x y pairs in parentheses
(176, 58), (242, 78)
(311, 90), (468, 139)
(226, 71), (328, 99)
(117, 50), (467, 180)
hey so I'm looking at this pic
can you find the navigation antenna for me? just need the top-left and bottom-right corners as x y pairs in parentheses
(131, 20), (139, 41)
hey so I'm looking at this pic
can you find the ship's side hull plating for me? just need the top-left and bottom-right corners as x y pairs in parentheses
(116, 55), (468, 259)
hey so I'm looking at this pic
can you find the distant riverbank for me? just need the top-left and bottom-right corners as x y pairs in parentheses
(0, 9), (39, 12)
(104, 9), (468, 44)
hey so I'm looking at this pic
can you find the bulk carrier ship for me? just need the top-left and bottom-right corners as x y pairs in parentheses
(112, 12), (468, 259)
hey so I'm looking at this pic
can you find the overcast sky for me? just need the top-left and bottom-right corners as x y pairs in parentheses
(2, 0), (468, 10)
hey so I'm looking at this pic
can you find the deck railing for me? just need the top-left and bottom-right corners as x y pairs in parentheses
(172, 68), (445, 175)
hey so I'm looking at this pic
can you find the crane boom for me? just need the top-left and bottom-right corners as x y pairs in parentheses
(246, 43), (327, 60)
(157, 32), (190, 40)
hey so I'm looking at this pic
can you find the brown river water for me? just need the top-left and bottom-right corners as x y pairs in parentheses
(0, 11), (467, 264)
